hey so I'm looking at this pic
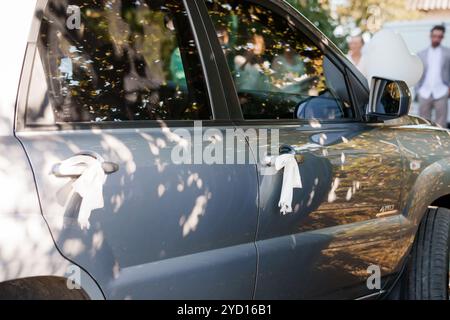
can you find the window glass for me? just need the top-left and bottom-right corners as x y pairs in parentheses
(206, 0), (354, 120)
(32, 0), (211, 124)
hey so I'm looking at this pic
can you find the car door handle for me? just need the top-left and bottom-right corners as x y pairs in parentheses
(279, 144), (305, 164)
(52, 151), (119, 178)
(264, 145), (305, 167)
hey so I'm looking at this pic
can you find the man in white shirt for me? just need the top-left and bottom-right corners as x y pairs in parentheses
(416, 25), (450, 128)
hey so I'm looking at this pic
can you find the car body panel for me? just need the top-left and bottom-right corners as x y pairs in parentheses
(0, 1), (104, 299)
(18, 125), (259, 299)
(0, 1), (35, 135)
(0, 136), (66, 282)
(231, 122), (406, 299)
(198, 0), (413, 299)
(390, 116), (450, 254)
(0, 136), (104, 299)
(14, 0), (259, 299)
(2, 0), (450, 300)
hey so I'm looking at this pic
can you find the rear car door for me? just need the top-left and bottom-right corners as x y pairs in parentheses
(16, 0), (258, 299)
(204, 0), (407, 299)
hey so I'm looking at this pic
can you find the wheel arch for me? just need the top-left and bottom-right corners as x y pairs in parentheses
(430, 194), (450, 209)
(402, 158), (450, 225)
(387, 158), (450, 298)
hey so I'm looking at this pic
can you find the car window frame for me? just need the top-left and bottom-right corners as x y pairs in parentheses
(15, 0), (233, 133)
(198, 0), (365, 126)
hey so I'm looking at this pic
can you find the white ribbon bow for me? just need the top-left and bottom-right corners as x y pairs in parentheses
(58, 155), (107, 230)
(274, 154), (303, 215)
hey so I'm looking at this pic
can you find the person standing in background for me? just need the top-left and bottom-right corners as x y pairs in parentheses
(234, 34), (271, 92)
(416, 25), (450, 128)
(346, 35), (366, 72)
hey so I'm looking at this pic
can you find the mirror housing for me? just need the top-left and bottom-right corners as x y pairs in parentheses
(365, 77), (411, 122)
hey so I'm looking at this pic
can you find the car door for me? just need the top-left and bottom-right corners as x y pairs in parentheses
(203, 0), (407, 299)
(16, 0), (258, 299)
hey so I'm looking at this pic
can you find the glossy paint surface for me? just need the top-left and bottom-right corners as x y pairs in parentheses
(5, 0), (450, 300)
(18, 127), (259, 299)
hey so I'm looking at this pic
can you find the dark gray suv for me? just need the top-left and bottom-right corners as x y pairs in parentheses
(0, 0), (449, 300)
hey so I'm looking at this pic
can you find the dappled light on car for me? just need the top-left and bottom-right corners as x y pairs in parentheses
(90, 231), (105, 258)
(327, 178), (340, 203)
(180, 191), (212, 238)
(0, 215), (73, 281)
(62, 239), (85, 257)
(100, 133), (137, 176)
(306, 178), (320, 208)
(261, 127), (405, 236)
(158, 184), (166, 198)
(313, 217), (414, 287)
(0, 141), (74, 282)
(309, 119), (322, 128)
(111, 192), (125, 213)
(0, 146), (40, 215)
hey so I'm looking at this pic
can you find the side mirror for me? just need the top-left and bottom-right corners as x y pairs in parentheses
(365, 77), (412, 121)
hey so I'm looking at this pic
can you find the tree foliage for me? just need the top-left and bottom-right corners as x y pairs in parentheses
(287, 0), (421, 52)
(286, 0), (347, 51)
(335, 0), (421, 34)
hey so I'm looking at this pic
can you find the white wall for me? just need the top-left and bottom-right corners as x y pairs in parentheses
(384, 20), (450, 54)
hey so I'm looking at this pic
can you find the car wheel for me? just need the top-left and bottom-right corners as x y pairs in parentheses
(406, 207), (450, 300)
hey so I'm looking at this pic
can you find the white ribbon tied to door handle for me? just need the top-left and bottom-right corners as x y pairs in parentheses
(57, 155), (107, 230)
(266, 154), (303, 215)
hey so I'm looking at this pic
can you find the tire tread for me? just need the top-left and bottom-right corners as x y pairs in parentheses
(407, 207), (450, 300)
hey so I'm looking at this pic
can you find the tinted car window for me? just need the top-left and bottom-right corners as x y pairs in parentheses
(206, 0), (354, 121)
(31, 0), (211, 124)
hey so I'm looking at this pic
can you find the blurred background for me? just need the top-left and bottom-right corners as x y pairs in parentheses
(288, 0), (450, 51)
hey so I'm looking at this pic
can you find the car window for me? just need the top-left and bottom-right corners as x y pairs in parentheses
(205, 0), (354, 121)
(28, 0), (211, 125)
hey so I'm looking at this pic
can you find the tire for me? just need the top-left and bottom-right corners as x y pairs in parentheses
(0, 277), (89, 300)
(406, 207), (450, 300)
